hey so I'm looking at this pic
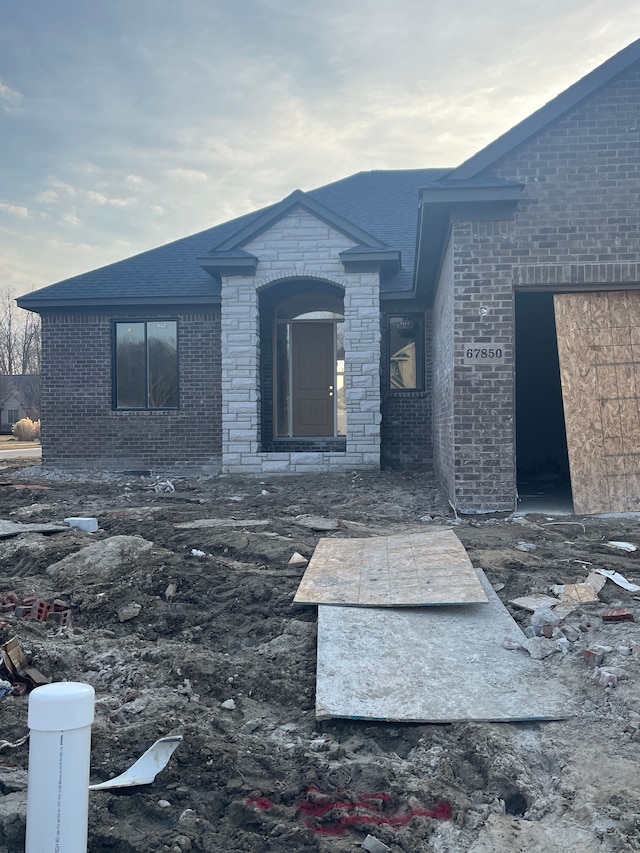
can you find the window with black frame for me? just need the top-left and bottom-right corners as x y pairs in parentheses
(388, 315), (423, 390)
(114, 321), (178, 409)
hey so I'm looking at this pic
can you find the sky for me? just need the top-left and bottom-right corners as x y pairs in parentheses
(1, 1), (640, 299)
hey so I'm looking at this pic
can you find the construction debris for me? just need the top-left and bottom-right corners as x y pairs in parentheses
(64, 516), (99, 532)
(605, 541), (637, 552)
(89, 735), (183, 791)
(0, 593), (72, 626)
(295, 530), (488, 607)
(602, 608), (635, 623)
(0, 637), (51, 692)
(315, 568), (572, 723)
(595, 568), (640, 592)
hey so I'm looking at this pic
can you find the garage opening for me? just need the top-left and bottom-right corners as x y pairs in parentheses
(515, 292), (573, 512)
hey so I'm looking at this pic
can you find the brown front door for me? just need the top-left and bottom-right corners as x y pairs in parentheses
(555, 291), (640, 513)
(291, 322), (335, 436)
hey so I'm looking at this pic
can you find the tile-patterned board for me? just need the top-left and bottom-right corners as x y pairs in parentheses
(554, 292), (640, 514)
(293, 528), (488, 606)
(315, 568), (573, 723)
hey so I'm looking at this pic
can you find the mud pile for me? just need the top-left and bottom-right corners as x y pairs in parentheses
(1, 462), (640, 851)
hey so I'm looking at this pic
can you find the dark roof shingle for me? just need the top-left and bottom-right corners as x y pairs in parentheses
(18, 169), (448, 309)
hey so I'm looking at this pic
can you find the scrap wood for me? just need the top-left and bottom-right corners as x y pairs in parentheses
(514, 572), (605, 616)
(316, 567), (574, 723)
(0, 484), (51, 491)
(0, 519), (68, 539)
(585, 572), (607, 593)
(295, 529), (487, 607)
(509, 594), (559, 613)
(550, 583), (599, 604)
(0, 636), (51, 688)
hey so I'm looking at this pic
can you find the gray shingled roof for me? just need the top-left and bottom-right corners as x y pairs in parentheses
(18, 168), (448, 310)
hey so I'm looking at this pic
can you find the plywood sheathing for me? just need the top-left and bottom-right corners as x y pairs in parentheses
(315, 568), (572, 723)
(554, 291), (640, 514)
(293, 528), (488, 607)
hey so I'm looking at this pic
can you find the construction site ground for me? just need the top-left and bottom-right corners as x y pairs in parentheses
(1, 458), (640, 852)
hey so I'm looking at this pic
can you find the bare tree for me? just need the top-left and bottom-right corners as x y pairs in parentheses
(0, 289), (41, 375)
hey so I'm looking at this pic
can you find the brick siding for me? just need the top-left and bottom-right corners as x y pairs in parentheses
(40, 310), (221, 471)
(432, 235), (456, 498)
(440, 64), (640, 512)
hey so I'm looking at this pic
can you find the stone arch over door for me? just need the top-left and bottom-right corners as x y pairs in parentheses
(258, 277), (346, 451)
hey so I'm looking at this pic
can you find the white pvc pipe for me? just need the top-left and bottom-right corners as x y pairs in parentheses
(26, 682), (95, 853)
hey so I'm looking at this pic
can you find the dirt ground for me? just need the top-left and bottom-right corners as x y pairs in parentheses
(1, 460), (640, 852)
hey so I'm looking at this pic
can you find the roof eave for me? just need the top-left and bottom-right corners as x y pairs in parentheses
(414, 186), (524, 305)
(339, 248), (401, 276)
(197, 253), (259, 280)
(16, 295), (221, 313)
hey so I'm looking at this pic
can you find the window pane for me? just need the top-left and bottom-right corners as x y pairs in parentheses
(336, 323), (346, 436)
(389, 316), (420, 390)
(147, 321), (178, 408)
(275, 323), (290, 436)
(116, 323), (146, 407)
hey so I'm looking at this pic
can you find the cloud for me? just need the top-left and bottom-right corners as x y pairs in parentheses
(0, 79), (22, 111)
(2, 0), (640, 295)
(85, 191), (135, 207)
(166, 168), (208, 184)
(62, 212), (81, 227)
(36, 178), (78, 204)
(0, 203), (30, 219)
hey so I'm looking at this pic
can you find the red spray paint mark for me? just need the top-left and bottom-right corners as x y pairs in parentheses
(297, 786), (452, 836)
(246, 797), (273, 811)
(246, 788), (452, 835)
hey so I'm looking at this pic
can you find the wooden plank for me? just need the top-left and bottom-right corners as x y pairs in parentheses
(315, 568), (573, 723)
(294, 529), (487, 607)
(555, 291), (640, 514)
(555, 294), (608, 513)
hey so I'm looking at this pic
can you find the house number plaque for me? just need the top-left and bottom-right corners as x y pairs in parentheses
(462, 344), (505, 365)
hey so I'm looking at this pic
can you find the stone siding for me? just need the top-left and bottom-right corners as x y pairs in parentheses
(220, 208), (382, 473)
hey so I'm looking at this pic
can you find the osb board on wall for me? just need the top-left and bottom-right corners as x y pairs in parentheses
(293, 528), (488, 606)
(554, 291), (640, 514)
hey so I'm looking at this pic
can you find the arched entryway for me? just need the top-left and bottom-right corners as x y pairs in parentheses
(259, 279), (346, 450)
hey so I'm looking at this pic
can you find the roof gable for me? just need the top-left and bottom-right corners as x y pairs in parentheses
(450, 38), (640, 180)
(211, 189), (390, 252)
(197, 189), (403, 280)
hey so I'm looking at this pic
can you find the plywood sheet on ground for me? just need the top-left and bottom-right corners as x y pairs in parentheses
(554, 291), (640, 514)
(294, 528), (487, 607)
(315, 568), (572, 723)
